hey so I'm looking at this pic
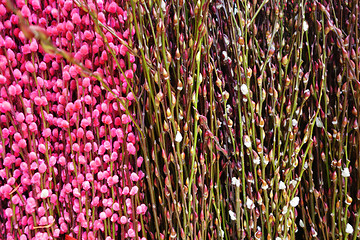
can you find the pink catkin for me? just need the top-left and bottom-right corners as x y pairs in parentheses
(107, 2), (118, 14)
(130, 186), (138, 196)
(31, 0), (41, 11)
(13, 69), (22, 79)
(120, 216), (127, 224)
(8, 85), (16, 96)
(125, 69), (133, 79)
(0, 75), (7, 84)
(29, 40), (38, 52)
(127, 143), (136, 155)
(25, 61), (35, 73)
(0, 101), (11, 112)
(127, 229), (135, 238)
(130, 172), (139, 182)
(122, 187), (129, 196)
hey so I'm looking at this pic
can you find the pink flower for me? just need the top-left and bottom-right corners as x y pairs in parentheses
(0, 75), (6, 84)
(140, 204), (148, 214)
(120, 216), (127, 224)
(72, 12), (81, 25)
(73, 188), (80, 197)
(98, 145), (106, 155)
(25, 197), (36, 214)
(130, 186), (138, 196)
(53, 229), (60, 238)
(122, 114), (131, 124)
(77, 174), (84, 184)
(16, 113), (25, 123)
(31, 172), (41, 186)
(104, 140), (111, 150)
(122, 187), (129, 195)
(81, 119), (90, 128)
(42, 128), (51, 138)
(49, 156), (56, 166)
(91, 196), (100, 207)
(107, 176), (115, 186)
(127, 142), (136, 155)
(76, 213), (85, 223)
(19, 5), (30, 17)
(129, 54), (135, 63)
(29, 122), (38, 132)
(31, 0), (41, 11)
(72, 143), (80, 152)
(100, 185), (108, 193)
(38, 144), (46, 153)
(69, 65), (78, 78)
(13, 132), (21, 142)
(77, 155), (85, 164)
(11, 195), (20, 205)
(61, 120), (69, 129)
(58, 156), (66, 166)
(76, 128), (84, 138)
(14, 69), (22, 79)
(136, 205), (143, 215)
(123, 29), (130, 39)
(138, 171), (145, 180)
(29, 152), (37, 161)
(105, 208), (112, 217)
(111, 213), (118, 222)
(1, 184), (12, 199)
(108, 2), (118, 14)
(5, 208), (13, 217)
(39, 61), (47, 70)
(29, 39), (38, 52)
(84, 30), (93, 41)
(68, 162), (75, 171)
(65, 21), (74, 31)
(116, 128), (124, 139)
(74, 100), (81, 110)
(112, 175), (119, 184)
(25, 61), (35, 73)
(41, 189), (49, 199)
(110, 152), (118, 161)
(137, 157), (144, 167)
(86, 131), (94, 140)
(119, 44), (127, 56)
(86, 173), (94, 182)
(127, 132), (136, 143)
(34, 96), (42, 105)
(94, 220), (104, 231)
(38, 163), (47, 173)
(8, 85), (16, 96)
(82, 181), (90, 191)
(0, 101), (11, 113)
(113, 202), (120, 211)
(130, 173), (139, 182)
(104, 115), (112, 124)
(63, 71), (71, 81)
(125, 69), (134, 79)
(60, 222), (68, 233)
(39, 216), (48, 225)
(84, 142), (92, 152)
(127, 228), (135, 238)
(127, 92), (135, 101)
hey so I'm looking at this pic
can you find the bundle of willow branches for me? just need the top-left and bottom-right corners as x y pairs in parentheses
(1, 0), (359, 239)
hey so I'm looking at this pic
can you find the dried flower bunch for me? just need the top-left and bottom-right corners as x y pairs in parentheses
(1, 0), (360, 239)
